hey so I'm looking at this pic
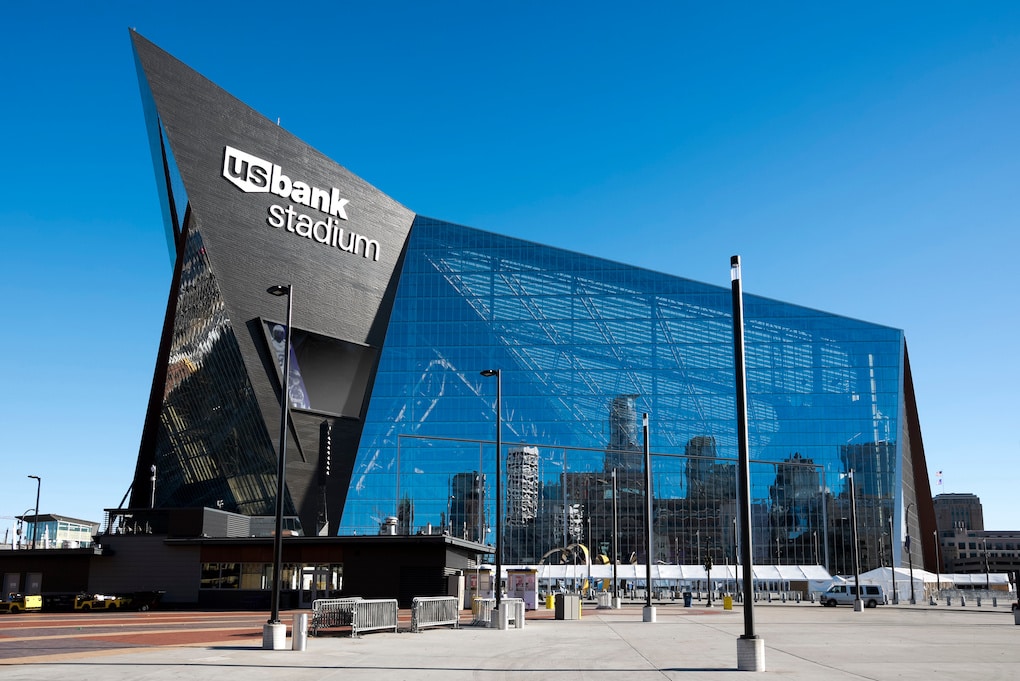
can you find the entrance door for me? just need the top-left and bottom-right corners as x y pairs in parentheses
(299, 565), (331, 608)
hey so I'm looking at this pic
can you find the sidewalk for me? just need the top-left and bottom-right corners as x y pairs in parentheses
(2, 603), (1018, 680)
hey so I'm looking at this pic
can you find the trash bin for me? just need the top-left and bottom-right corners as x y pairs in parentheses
(546, 594), (555, 610)
(683, 591), (693, 608)
(723, 595), (733, 611)
(555, 593), (581, 620)
(1013, 602), (1020, 625)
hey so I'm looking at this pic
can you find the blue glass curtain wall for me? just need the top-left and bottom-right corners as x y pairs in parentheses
(339, 218), (904, 573)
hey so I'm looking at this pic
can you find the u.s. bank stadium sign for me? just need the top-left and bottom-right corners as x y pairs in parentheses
(222, 146), (380, 261)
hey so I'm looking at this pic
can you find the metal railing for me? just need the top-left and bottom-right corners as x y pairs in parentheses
(472, 597), (525, 628)
(933, 589), (1011, 607)
(352, 598), (399, 637)
(310, 597), (362, 636)
(411, 596), (461, 633)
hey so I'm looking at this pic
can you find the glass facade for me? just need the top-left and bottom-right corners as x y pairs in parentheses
(339, 217), (907, 574)
(131, 31), (930, 576)
(149, 224), (288, 517)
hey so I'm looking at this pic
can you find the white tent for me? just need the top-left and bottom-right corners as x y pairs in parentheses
(845, 567), (1013, 600)
(851, 567), (928, 600)
(507, 564), (832, 590)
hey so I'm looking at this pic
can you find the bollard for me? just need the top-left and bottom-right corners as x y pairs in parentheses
(292, 613), (308, 651)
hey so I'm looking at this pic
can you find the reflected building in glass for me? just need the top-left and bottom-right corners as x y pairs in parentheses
(129, 31), (937, 575)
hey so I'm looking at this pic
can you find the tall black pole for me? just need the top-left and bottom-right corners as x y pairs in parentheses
(267, 284), (292, 627)
(906, 502), (916, 604)
(150, 465), (157, 508)
(481, 369), (502, 614)
(612, 469), (619, 602)
(730, 256), (756, 640)
(849, 469), (862, 610)
(890, 515), (898, 604)
(642, 413), (653, 610)
(28, 476), (41, 550)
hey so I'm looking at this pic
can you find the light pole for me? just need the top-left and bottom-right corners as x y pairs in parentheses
(983, 537), (990, 591)
(150, 465), (157, 508)
(889, 515), (898, 604)
(480, 369), (504, 628)
(27, 476), (41, 550)
(933, 530), (941, 601)
(19, 508), (35, 550)
(730, 255), (762, 670)
(906, 502), (916, 604)
(264, 283), (292, 650)
(641, 413), (655, 622)
(612, 468), (619, 606)
(847, 469), (862, 612)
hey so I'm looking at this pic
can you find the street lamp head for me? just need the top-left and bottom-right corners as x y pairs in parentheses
(480, 369), (499, 378)
(267, 284), (291, 297)
(28, 475), (40, 481)
(730, 255), (741, 281)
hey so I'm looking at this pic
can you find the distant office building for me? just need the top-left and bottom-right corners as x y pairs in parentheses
(939, 528), (1020, 578)
(128, 31), (937, 576)
(507, 447), (540, 526)
(449, 472), (485, 542)
(605, 395), (643, 473)
(934, 493), (984, 532)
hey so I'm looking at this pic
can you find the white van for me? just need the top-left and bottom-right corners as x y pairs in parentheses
(820, 583), (886, 608)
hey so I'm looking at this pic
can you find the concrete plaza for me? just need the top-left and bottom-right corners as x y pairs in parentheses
(2, 602), (1018, 680)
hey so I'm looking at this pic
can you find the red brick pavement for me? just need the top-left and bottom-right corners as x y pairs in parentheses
(0, 606), (564, 664)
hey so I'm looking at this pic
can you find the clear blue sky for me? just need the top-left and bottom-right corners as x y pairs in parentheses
(2, 2), (1018, 535)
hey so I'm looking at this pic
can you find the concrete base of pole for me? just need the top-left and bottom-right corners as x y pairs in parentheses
(262, 622), (287, 650)
(736, 636), (765, 672)
(853, 600), (864, 612)
(642, 605), (657, 622)
(613, 597), (622, 609)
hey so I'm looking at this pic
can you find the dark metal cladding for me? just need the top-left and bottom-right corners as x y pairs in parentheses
(128, 30), (416, 534)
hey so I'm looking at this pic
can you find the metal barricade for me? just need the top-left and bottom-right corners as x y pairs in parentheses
(596, 592), (613, 609)
(310, 597), (362, 636)
(471, 597), (525, 628)
(472, 597), (495, 626)
(502, 598), (526, 629)
(352, 599), (399, 637)
(411, 596), (461, 633)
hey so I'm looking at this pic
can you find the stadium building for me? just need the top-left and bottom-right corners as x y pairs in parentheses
(127, 30), (937, 580)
